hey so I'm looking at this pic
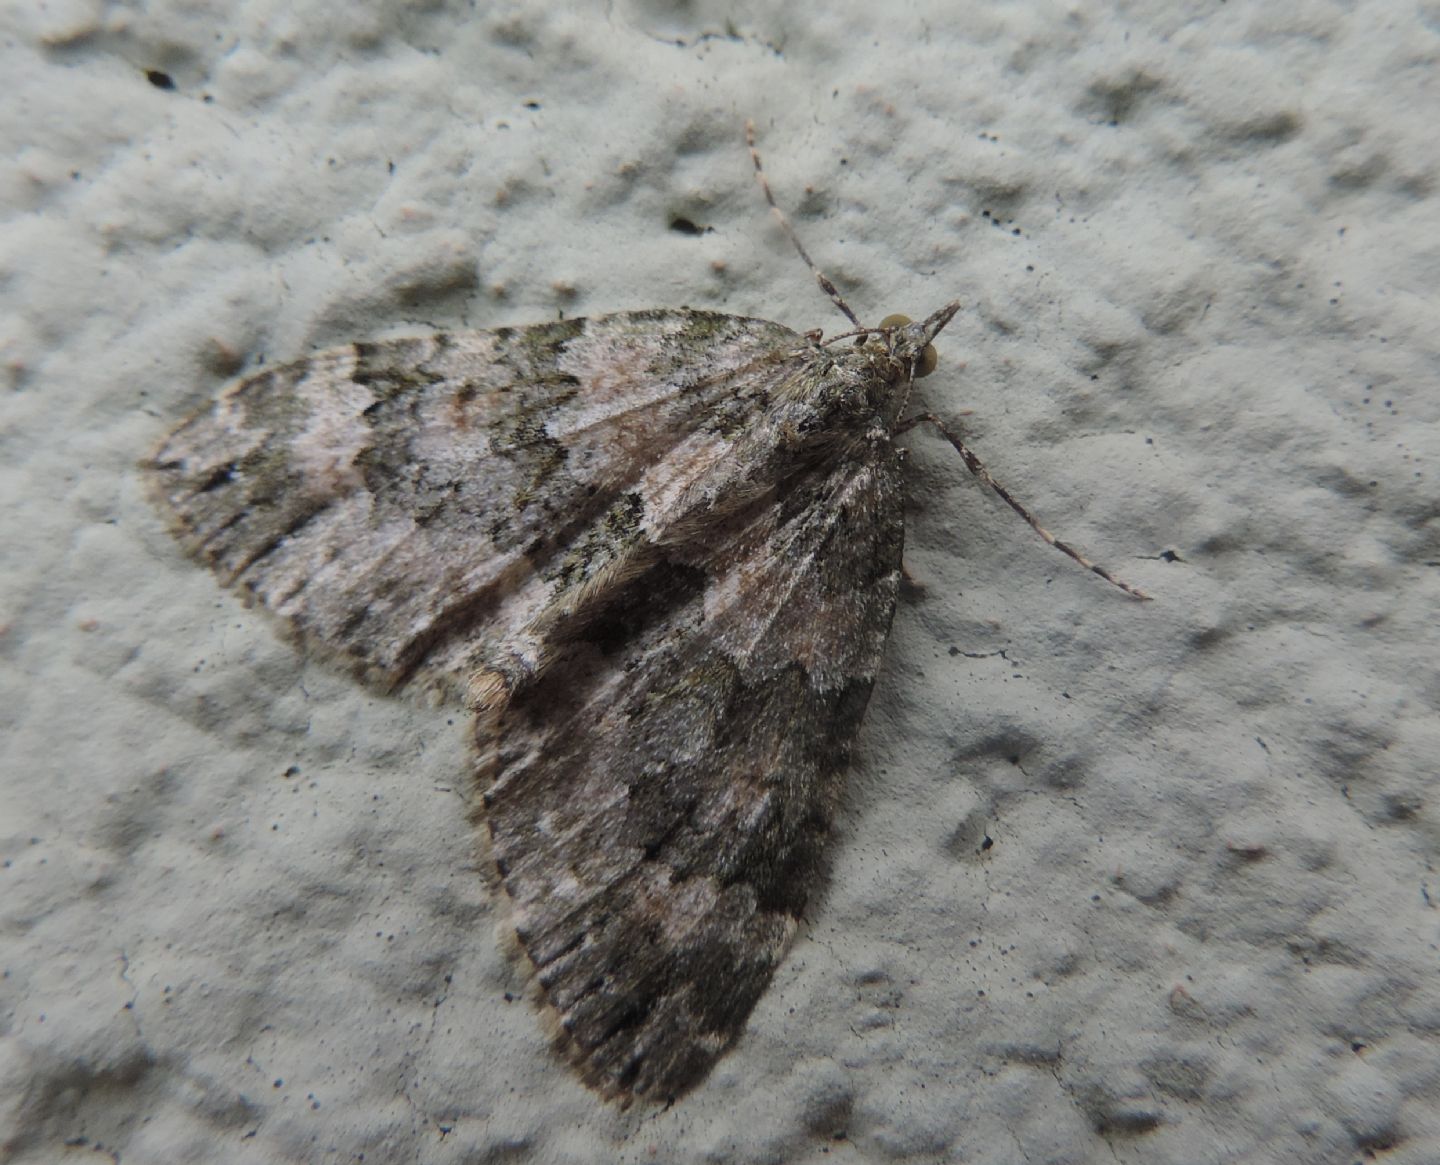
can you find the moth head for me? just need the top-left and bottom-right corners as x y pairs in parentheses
(878, 301), (961, 379)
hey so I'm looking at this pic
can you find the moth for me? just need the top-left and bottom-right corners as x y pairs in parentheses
(146, 123), (1145, 1105)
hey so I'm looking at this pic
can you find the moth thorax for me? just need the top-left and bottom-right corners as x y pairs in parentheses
(879, 314), (938, 378)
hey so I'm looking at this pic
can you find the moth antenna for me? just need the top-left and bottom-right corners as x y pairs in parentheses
(746, 120), (862, 330)
(897, 412), (1151, 600)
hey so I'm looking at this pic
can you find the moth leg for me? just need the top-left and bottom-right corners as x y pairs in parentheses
(746, 120), (862, 330)
(897, 412), (1151, 601)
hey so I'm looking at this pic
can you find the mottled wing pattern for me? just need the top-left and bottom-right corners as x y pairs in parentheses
(148, 305), (916, 1104)
(147, 311), (799, 698)
(477, 444), (904, 1101)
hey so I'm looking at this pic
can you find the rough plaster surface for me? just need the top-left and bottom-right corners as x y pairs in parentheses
(2, 1), (1438, 1162)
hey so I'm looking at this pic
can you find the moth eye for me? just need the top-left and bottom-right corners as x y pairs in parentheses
(877, 314), (937, 375)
